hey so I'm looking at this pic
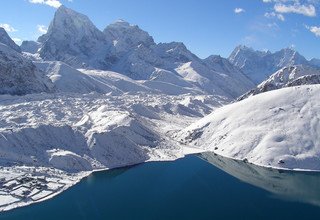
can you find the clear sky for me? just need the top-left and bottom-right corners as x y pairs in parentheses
(0, 0), (319, 59)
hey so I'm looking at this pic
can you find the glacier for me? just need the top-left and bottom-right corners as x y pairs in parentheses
(0, 4), (320, 213)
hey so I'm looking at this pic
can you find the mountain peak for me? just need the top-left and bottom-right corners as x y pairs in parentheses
(38, 6), (111, 68)
(104, 20), (155, 52)
(39, 5), (102, 43)
(0, 27), (21, 53)
(235, 45), (252, 51)
(110, 19), (132, 27)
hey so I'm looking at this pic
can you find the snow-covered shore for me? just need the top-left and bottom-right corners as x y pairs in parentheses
(179, 85), (320, 171)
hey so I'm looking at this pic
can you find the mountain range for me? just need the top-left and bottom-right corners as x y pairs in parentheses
(0, 5), (319, 99)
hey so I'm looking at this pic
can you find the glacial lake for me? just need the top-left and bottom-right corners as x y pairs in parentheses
(1, 153), (320, 220)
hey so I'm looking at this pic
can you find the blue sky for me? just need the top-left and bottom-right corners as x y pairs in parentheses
(0, 0), (319, 59)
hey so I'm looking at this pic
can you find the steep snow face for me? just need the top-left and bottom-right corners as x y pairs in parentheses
(38, 6), (111, 69)
(104, 20), (155, 54)
(0, 28), (21, 53)
(228, 45), (270, 84)
(0, 43), (53, 95)
(21, 41), (41, 54)
(229, 45), (309, 84)
(179, 85), (320, 171)
(239, 65), (320, 100)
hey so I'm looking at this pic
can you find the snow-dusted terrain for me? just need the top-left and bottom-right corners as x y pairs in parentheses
(29, 6), (255, 99)
(239, 65), (320, 100)
(0, 92), (225, 211)
(179, 85), (320, 171)
(1, 3), (320, 213)
(229, 45), (314, 84)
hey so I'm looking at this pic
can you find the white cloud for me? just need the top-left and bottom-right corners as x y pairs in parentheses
(306, 25), (320, 36)
(274, 3), (316, 16)
(265, 12), (285, 21)
(29, 0), (62, 8)
(37, 25), (48, 34)
(0, 23), (17, 32)
(234, 8), (245, 14)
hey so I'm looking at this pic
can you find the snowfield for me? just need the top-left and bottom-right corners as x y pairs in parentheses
(179, 85), (320, 171)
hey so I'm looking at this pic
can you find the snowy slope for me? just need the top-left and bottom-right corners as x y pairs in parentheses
(229, 45), (310, 84)
(35, 61), (121, 94)
(0, 43), (53, 95)
(179, 85), (320, 171)
(239, 65), (320, 100)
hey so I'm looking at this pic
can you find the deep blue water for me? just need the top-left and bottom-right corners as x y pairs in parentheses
(1, 154), (320, 220)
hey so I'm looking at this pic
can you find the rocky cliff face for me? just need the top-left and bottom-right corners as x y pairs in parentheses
(229, 45), (310, 84)
(0, 27), (21, 53)
(0, 43), (53, 95)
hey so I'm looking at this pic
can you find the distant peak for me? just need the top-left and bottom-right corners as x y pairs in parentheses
(115, 19), (129, 24)
(108, 19), (135, 29)
(205, 55), (223, 61)
(55, 5), (82, 17)
(56, 5), (69, 12)
(282, 47), (296, 53)
(235, 45), (253, 51)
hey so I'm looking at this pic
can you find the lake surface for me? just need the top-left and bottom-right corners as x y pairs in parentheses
(1, 153), (320, 220)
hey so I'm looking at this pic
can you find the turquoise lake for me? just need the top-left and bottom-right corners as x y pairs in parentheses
(1, 153), (320, 220)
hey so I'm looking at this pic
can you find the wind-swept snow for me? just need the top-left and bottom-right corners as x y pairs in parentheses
(179, 85), (320, 171)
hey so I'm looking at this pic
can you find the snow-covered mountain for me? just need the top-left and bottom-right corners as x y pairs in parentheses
(33, 6), (254, 98)
(229, 45), (310, 84)
(310, 58), (320, 68)
(287, 74), (320, 87)
(0, 43), (53, 95)
(238, 65), (320, 100)
(104, 19), (155, 54)
(38, 6), (112, 69)
(0, 27), (21, 53)
(21, 40), (41, 54)
(178, 85), (320, 171)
